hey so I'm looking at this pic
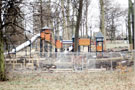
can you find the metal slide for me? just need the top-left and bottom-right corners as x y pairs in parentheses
(68, 46), (73, 51)
(4, 34), (74, 55)
(4, 33), (40, 55)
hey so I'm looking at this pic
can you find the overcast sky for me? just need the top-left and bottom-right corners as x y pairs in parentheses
(115, 0), (128, 8)
(24, 0), (129, 36)
(88, 0), (128, 36)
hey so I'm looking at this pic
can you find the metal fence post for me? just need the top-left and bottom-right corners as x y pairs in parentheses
(111, 60), (113, 71)
(86, 53), (88, 70)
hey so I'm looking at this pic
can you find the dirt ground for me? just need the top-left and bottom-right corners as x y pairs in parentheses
(0, 71), (135, 90)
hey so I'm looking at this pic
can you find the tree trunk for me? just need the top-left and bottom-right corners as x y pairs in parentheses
(0, 30), (6, 81)
(40, 0), (43, 28)
(61, 0), (68, 40)
(111, 15), (115, 42)
(85, 0), (88, 38)
(0, 0), (6, 81)
(131, 1), (134, 49)
(66, 0), (71, 40)
(100, 0), (106, 50)
(74, 0), (83, 52)
(72, 2), (76, 37)
(128, 0), (133, 50)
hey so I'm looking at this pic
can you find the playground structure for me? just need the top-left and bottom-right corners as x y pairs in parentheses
(39, 27), (104, 54)
(5, 27), (104, 56)
(4, 27), (135, 72)
(95, 32), (104, 52)
(40, 27), (54, 57)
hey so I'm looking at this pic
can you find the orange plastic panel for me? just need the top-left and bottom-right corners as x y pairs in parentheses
(45, 34), (51, 41)
(56, 40), (62, 48)
(40, 32), (45, 39)
(79, 39), (90, 46)
(40, 32), (51, 41)
(97, 46), (102, 51)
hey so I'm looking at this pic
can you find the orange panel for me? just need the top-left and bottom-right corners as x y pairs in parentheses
(56, 40), (62, 48)
(40, 32), (45, 39)
(79, 39), (90, 46)
(45, 34), (51, 41)
(40, 32), (51, 41)
(97, 46), (102, 51)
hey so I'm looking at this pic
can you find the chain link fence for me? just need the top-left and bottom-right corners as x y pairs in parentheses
(5, 51), (134, 72)
(133, 50), (135, 71)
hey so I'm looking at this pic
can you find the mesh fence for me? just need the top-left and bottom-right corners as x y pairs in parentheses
(5, 51), (134, 72)
(3, 51), (135, 90)
(133, 50), (135, 71)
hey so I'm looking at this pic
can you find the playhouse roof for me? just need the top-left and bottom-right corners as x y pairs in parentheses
(95, 32), (104, 38)
(41, 26), (53, 30)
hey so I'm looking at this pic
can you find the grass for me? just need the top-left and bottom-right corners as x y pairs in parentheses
(0, 71), (135, 90)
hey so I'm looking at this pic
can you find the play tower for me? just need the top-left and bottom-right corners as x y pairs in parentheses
(40, 27), (53, 56)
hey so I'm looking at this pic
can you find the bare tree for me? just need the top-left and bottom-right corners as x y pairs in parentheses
(0, 0), (24, 81)
(99, 0), (106, 50)
(85, 0), (90, 37)
(104, 0), (127, 41)
(100, 0), (105, 36)
(61, 0), (67, 40)
(4, 0), (25, 46)
(128, 0), (133, 50)
(0, 0), (6, 81)
(74, 0), (83, 52)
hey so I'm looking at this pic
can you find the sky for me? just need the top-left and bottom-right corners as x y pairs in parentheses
(115, 0), (128, 8)
(23, 0), (129, 37)
(88, 0), (128, 36)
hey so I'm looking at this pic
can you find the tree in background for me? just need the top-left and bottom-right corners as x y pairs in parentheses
(85, 0), (90, 38)
(61, 0), (68, 40)
(104, 0), (127, 41)
(74, 0), (83, 52)
(81, 0), (91, 38)
(128, 0), (133, 50)
(99, 0), (106, 50)
(100, 0), (105, 35)
(4, 0), (25, 47)
(0, 0), (6, 81)
(0, 0), (24, 81)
